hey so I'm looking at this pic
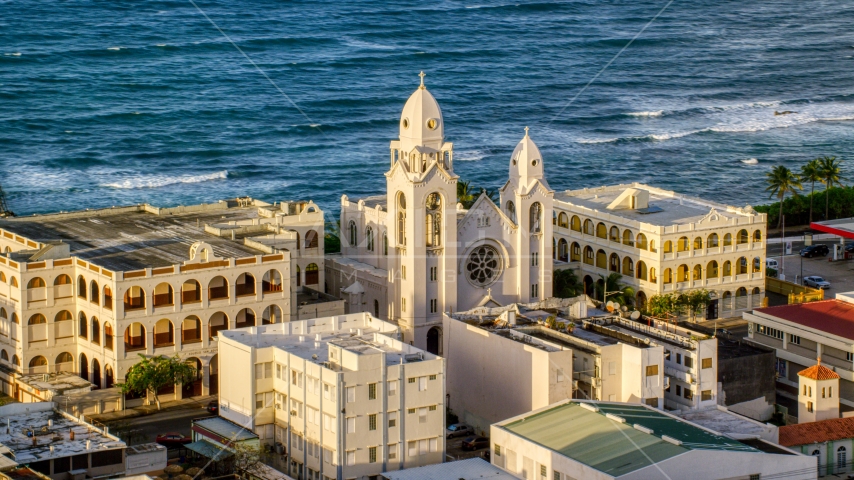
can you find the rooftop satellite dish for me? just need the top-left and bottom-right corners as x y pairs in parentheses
(612, 302), (621, 311)
(606, 305), (614, 313)
(644, 338), (651, 344)
(630, 311), (641, 320)
(606, 301), (614, 309)
(621, 306), (628, 312)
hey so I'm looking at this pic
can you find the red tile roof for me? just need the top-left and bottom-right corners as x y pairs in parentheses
(798, 363), (840, 380)
(780, 416), (854, 447)
(755, 300), (854, 341)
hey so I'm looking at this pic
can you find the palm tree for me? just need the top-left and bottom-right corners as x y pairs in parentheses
(819, 156), (846, 220)
(553, 268), (581, 298)
(800, 158), (822, 223)
(765, 165), (802, 229)
(457, 181), (475, 209)
(594, 273), (635, 307)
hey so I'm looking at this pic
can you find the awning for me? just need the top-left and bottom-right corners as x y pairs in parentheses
(185, 440), (233, 461)
(811, 218), (854, 239)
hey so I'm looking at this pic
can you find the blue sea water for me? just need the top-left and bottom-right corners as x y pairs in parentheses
(1, 0), (854, 217)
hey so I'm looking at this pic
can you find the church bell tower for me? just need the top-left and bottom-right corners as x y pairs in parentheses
(386, 73), (458, 352)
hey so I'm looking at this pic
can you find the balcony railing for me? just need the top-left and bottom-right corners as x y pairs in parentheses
(182, 330), (202, 344)
(104, 295), (113, 310)
(154, 332), (174, 347)
(153, 293), (173, 307)
(125, 337), (145, 351)
(124, 298), (145, 311)
(182, 291), (201, 304)
(105, 335), (114, 350)
(263, 282), (283, 293)
(209, 286), (228, 300)
(235, 284), (255, 297)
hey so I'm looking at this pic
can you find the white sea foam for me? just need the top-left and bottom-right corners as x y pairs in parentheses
(107, 47), (123, 51)
(626, 110), (664, 117)
(103, 170), (228, 189)
(741, 158), (759, 165)
(4, 53), (21, 56)
(342, 37), (395, 50)
(455, 149), (488, 161)
(156, 44), (167, 47)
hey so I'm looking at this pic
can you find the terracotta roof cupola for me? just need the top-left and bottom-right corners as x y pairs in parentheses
(799, 357), (840, 381)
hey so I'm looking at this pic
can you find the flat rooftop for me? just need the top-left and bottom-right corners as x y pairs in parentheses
(0, 199), (289, 271)
(754, 298), (854, 341)
(0, 403), (124, 463)
(193, 417), (258, 442)
(17, 372), (92, 395)
(381, 457), (519, 480)
(677, 407), (774, 439)
(220, 314), (434, 368)
(555, 183), (757, 227)
(498, 401), (760, 477)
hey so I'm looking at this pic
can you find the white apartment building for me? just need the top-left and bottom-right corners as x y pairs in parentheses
(745, 292), (854, 412)
(0, 198), (337, 403)
(553, 184), (767, 318)
(443, 302), (665, 434)
(217, 312), (445, 480)
(589, 316), (719, 411)
(490, 400), (816, 480)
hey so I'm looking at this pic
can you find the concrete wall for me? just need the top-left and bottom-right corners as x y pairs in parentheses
(719, 348), (776, 418)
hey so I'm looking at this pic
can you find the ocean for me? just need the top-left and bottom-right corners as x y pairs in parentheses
(2, 0), (853, 217)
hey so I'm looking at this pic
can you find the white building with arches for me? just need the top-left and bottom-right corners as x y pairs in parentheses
(553, 184), (767, 318)
(0, 198), (339, 404)
(327, 74), (766, 354)
(327, 74), (554, 353)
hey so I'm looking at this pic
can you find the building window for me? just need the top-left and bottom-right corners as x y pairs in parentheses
(701, 390), (712, 401)
(495, 445), (501, 457)
(369, 414), (377, 431)
(756, 324), (784, 340)
(430, 298), (437, 313)
(847, 352), (854, 362)
(430, 266), (437, 281)
(346, 450), (355, 466)
(389, 443), (397, 460)
(684, 389), (693, 400)
(554, 472), (562, 480)
(368, 446), (377, 464)
(389, 411), (397, 428)
(389, 381), (397, 396)
(646, 365), (658, 376)
(408, 408), (416, 414)
(402, 298), (406, 313)
(346, 417), (355, 433)
(429, 374), (437, 380)
(419, 407), (427, 423)
(540, 465), (547, 477)
(702, 358), (712, 369)
(676, 385), (681, 396)
(676, 353), (682, 364)
(368, 383), (377, 400)
(684, 356), (693, 369)
(788, 334), (800, 345)
(428, 405), (437, 411)
(347, 386), (355, 403)
(419, 376), (427, 391)
(749, 475), (760, 480)
(408, 377), (416, 384)
(531, 252), (539, 267)
(531, 283), (539, 297)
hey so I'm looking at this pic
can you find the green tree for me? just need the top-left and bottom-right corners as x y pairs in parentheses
(117, 355), (197, 410)
(228, 442), (267, 478)
(646, 293), (684, 319)
(765, 165), (802, 229)
(800, 158), (823, 224)
(594, 273), (635, 307)
(457, 181), (476, 209)
(682, 289), (711, 322)
(819, 156), (846, 220)
(553, 268), (581, 298)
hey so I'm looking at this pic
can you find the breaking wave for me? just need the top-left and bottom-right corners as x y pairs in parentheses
(103, 170), (228, 189)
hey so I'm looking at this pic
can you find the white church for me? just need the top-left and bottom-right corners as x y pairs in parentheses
(326, 73), (767, 355)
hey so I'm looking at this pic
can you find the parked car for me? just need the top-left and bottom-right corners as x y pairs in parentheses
(155, 433), (192, 448)
(804, 276), (831, 289)
(462, 436), (490, 451)
(800, 244), (829, 258)
(765, 259), (779, 270)
(207, 400), (219, 414)
(446, 424), (472, 439)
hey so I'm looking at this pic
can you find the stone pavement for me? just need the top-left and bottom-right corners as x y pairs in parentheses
(88, 394), (217, 424)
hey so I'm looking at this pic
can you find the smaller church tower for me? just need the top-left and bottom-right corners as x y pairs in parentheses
(798, 358), (840, 423)
(500, 128), (554, 301)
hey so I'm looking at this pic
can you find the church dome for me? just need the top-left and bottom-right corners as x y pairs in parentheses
(399, 72), (444, 145)
(510, 127), (542, 169)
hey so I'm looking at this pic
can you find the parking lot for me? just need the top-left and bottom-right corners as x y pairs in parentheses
(767, 239), (854, 295)
(445, 435), (491, 463)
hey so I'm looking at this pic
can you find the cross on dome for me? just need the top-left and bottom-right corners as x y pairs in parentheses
(525, 126), (530, 137)
(419, 71), (426, 89)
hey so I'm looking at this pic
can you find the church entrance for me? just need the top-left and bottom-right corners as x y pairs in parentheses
(426, 327), (442, 356)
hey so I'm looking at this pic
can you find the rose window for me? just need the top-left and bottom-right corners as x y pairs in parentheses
(466, 245), (502, 287)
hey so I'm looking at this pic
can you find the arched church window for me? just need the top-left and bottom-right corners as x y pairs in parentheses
(397, 192), (407, 246)
(426, 193), (442, 248)
(348, 221), (357, 247)
(530, 203), (542, 234)
(366, 227), (374, 252)
(383, 232), (388, 256)
(506, 201), (516, 224)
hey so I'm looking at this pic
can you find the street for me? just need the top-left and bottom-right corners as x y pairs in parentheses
(108, 407), (214, 446)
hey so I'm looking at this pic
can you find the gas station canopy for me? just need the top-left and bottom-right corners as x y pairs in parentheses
(811, 218), (854, 240)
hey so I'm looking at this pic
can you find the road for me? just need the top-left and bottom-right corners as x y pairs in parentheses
(108, 407), (214, 446)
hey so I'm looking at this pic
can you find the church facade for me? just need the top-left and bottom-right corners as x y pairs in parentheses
(325, 74), (767, 354)
(326, 74), (554, 354)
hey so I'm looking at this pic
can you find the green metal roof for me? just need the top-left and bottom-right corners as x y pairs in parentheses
(499, 402), (758, 478)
